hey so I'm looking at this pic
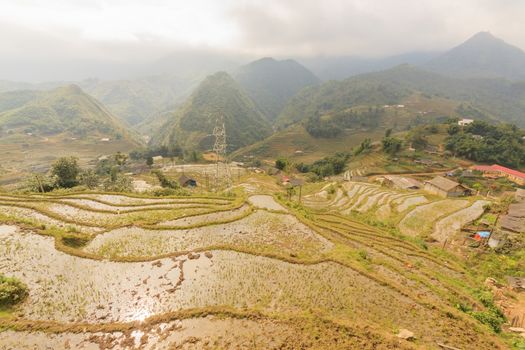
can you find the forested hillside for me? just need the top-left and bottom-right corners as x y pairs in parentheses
(153, 72), (272, 152)
(234, 57), (320, 120)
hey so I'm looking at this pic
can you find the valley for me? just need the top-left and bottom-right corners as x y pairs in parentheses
(0, 20), (525, 350)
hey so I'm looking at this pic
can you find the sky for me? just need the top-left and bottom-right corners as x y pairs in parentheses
(0, 0), (524, 81)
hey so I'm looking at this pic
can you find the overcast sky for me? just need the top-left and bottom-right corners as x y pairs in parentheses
(1, 0), (524, 81)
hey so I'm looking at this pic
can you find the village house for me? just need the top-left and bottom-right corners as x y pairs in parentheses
(472, 164), (525, 186)
(382, 175), (423, 190)
(179, 175), (197, 188)
(424, 176), (470, 198)
(458, 118), (474, 126)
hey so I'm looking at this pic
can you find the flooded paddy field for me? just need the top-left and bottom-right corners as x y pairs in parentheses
(0, 315), (415, 350)
(84, 210), (333, 259)
(0, 191), (506, 349)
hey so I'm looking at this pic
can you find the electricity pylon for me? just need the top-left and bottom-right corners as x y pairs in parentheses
(212, 116), (232, 190)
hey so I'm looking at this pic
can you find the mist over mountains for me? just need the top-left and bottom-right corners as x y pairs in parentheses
(0, 31), (525, 154)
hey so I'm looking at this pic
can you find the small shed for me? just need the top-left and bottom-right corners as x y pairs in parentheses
(458, 118), (474, 126)
(179, 175), (197, 188)
(424, 176), (469, 198)
(383, 175), (423, 190)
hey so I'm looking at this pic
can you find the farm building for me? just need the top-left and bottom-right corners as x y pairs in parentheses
(424, 176), (470, 198)
(458, 118), (474, 126)
(383, 175), (423, 190)
(472, 164), (525, 186)
(179, 175), (197, 187)
(152, 155), (164, 163)
(500, 190), (525, 233)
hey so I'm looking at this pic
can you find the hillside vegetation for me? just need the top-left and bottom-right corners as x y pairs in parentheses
(80, 75), (196, 126)
(154, 72), (272, 153)
(425, 32), (525, 80)
(0, 85), (136, 140)
(277, 64), (525, 128)
(234, 57), (320, 120)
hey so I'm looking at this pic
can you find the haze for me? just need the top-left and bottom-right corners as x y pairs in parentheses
(1, 0), (525, 81)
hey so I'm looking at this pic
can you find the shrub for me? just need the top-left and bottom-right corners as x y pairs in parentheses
(275, 158), (289, 170)
(79, 169), (99, 189)
(103, 174), (133, 192)
(51, 156), (80, 188)
(152, 170), (179, 189)
(0, 275), (28, 308)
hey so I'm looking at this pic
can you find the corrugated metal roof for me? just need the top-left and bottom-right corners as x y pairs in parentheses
(425, 176), (461, 192)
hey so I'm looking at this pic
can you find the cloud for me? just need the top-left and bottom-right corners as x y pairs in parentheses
(0, 0), (523, 81)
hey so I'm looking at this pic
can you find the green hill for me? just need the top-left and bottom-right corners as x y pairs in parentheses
(276, 64), (525, 128)
(80, 76), (196, 126)
(424, 32), (525, 80)
(233, 57), (320, 121)
(153, 72), (272, 152)
(0, 85), (137, 141)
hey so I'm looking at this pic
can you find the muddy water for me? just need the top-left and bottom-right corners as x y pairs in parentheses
(59, 198), (207, 212)
(0, 317), (290, 350)
(0, 226), (487, 347)
(157, 204), (251, 227)
(84, 210), (333, 258)
(74, 194), (231, 206)
(247, 195), (287, 211)
(0, 226), (185, 323)
(1, 226), (432, 331)
(0, 205), (103, 234)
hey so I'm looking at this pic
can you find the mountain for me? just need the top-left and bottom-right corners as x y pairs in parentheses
(79, 75), (197, 126)
(0, 85), (138, 141)
(153, 72), (272, 152)
(300, 52), (439, 81)
(276, 64), (525, 129)
(0, 76), (198, 128)
(424, 32), (525, 80)
(233, 58), (320, 120)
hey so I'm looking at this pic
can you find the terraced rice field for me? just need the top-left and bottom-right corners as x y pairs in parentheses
(0, 188), (506, 349)
(304, 181), (489, 242)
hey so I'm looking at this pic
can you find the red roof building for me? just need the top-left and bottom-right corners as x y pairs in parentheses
(472, 164), (525, 185)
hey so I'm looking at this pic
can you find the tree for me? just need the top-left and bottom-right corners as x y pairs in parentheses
(354, 138), (372, 155)
(51, 157), (80, 188)
(114, 152), (128, 166)
(447, 124), (460, 135)
(382, 137), (403, 156)
(79, 169), (99, 189)
(275, 157), (289, 170)
(407, 129), (428, 150)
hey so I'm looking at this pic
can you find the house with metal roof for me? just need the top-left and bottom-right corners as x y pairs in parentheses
(423, 176), (470, 198)
(383, 175), (423, 190)
(472, 164), (525, 185)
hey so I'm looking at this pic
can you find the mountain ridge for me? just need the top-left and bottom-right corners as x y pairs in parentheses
(153, 71), (272, 152)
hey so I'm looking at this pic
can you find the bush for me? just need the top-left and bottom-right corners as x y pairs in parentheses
(51, 156), (80, 188)
(152, 170), (179, 189)
(103, 174), (133, 192)
(79, 169), (99, 189)
(23, 174), (56, 193)
(382, 137), (403, 156)
(0, 275), (28, 308)
(275, 158), (289, 170)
